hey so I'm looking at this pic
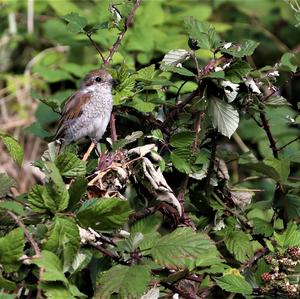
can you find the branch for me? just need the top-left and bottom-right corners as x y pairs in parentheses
(104, 0), (142, 65)
(86, 32), (105, 63)
(110, 111), (118, 143)
(205, 131), (217, 197)
(162, 86), (202, 129)
(7, 211), (41, 257)
(259, 113), (279, 158)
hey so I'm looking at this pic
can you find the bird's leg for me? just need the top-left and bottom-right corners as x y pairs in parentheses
(91, 138), (101, 157)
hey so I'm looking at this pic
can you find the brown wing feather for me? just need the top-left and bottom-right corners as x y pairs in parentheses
(55, 91), (92, 139)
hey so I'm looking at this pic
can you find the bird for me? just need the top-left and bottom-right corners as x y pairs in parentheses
(55, 69), (115, 145)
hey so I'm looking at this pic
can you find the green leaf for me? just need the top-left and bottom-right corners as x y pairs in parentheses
(274, 222), (300, 248)
(0, 200), (24, 215)
(0, 228), (24, 272)
(252, 218), (274, 237)
(170, 131), (196, 148)
(131, 97), (156, 112)
(24, 122), (52, 138)
(63, 12), (87, 33)
(264, 95), (291, 106)
(171, 148), (193, 174)
(225, 60), (252, 83)
(68, 249), (93, 276)
(55, 153), (86, 177)
(28, 184), (48, 213)
(77, 198), (132, 230)
(221, 40), (259, 58)
(224, 230), (253, 262)
(134, 64), (156, 81)
(32, 250), (68, 284)
(208, 96), (239, 138)
(0, 134), (24, 166)
(44, 216), (80, 271)
(150, 227), (217, 268)
(0, 173), (16, 197)
(34, 66), (72, 83)
(112, 131), (143, 151)
(284, 194), (300, 219)
(97, 265), (151, 299)
(244, 158), (290, 183)
(0, 294), (16, 299)
(215, 274), (252, 295)
(280, 53), (297, 73)
(130, 214), (162, 235)
(184, 17), (219, 50)
(0, 275), (16, 291)
(68, 176), (87, 210)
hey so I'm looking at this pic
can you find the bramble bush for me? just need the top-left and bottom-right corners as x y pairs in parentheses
(0, 1), (300, 298)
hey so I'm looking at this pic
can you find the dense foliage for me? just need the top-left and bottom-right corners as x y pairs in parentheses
(0, 0), (300, 298)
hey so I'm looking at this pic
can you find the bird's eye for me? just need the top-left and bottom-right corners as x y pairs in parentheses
(95, 77), (102, 82)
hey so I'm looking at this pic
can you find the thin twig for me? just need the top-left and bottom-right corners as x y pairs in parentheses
(82, 142), (96, 161)
(110, 112), (118, 143)
(278, 136), (300, 151)
(104, 0), (142, 65)
(162, 87), (201, 129)
(86, 33), (105, 63)
(205, 131), (217, 197)
(259, 113), (279, 158)
(160, 282), (194, 299)
(7, 211), (41, 256)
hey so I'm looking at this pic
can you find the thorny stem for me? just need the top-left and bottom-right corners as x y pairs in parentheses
(7, 211), (44, 298)
(86, 33), (106, 63)
(104, 0), (142, 65)
(205, 131), (217, 197)
(259, 113), (279, 158)
(84, 0), (142, 158)
(7, 211), (40, 256)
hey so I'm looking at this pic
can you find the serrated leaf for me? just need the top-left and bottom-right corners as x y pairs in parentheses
(55, 153), (86, 176)
(161, 49), (190, 67)
(184, 17), (219, 50)
(68, 176), (87, 210)
(226, 60), (252, 83)
(131, 97), (156, 112)
(134, 64), (155, 81)
(264, 95), (291, 106)
(28, 184), (48, 213)
(0, 228), (24, 272)
(77, 198), (132, 230)
(0, 134), (24, 166)
(215, 274), (252, 295)
(63, 12), (87, 33)
(0, 275), (16, 291)
(68, 249), (93, 276)
(32, 250), (68, 284)
(244, 158), (290, 183)
(150, 227), (217, 268)
(112, 131), (143, 151)
(274, 222), (300, 248)
(280, 53), (297, 73)
(97, 265), (151, 299)
(208, 96), (239, 138)
(252, 218), (274, 237)
(221, 40), (259, 58)
(130, 214), (162, 235)
(0, 173), (16, 197)
(224, 230), (253, 262)
(44, 216), (80, 271)
(170, 131), (196, 148)
(171, 148), (193, 174)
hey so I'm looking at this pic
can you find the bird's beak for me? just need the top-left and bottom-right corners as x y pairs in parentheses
(111, 79), (119, 87)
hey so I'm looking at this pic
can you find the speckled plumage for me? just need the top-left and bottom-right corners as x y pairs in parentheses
(55, 70), (114, 144)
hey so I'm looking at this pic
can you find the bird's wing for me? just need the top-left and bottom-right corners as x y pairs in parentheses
(55, 90), (92, 139)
